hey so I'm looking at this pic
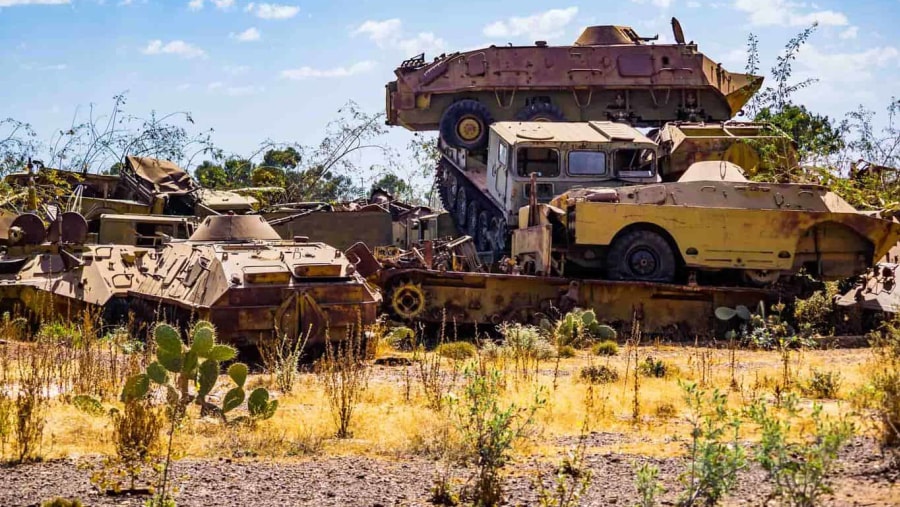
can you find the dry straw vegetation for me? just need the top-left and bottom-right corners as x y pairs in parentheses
(0, 297), (898, 506)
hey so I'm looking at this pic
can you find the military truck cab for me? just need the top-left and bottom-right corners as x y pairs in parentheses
(438, 120), (662, 255)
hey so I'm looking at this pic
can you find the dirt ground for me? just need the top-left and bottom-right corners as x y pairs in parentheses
(3, 435), (897, 506)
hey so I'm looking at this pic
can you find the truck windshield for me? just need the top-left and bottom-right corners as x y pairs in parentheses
(567, 151), (607, 176)
(613, 148), (656, 178)
(516, 147), (560, 177)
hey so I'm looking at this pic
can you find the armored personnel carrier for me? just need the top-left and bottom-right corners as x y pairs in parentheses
(0, 211), (147, 323)
(386, 18), (762, 151)
(512, 161), (900, 286)
(128, 214), (381, 350)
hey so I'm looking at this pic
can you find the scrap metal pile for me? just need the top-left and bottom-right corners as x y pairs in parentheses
(0, 16), (897, 349)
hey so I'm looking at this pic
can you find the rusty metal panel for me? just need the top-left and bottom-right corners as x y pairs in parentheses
(267, 211), (392, 251)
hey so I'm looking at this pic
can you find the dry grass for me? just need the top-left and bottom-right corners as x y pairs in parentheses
(0, 339), (877, 463)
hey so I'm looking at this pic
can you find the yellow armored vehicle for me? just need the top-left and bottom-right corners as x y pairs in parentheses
(513, 161), (900, 285)
(129, 214), (381, 349)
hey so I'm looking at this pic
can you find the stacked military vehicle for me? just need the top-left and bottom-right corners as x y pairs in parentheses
(0, 17), (898, 345)
(387, 18), (797, 257)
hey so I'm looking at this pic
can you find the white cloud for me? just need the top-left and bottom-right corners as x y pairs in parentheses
(223, 64), (250, 75)
(143, 40), (207, 59)
(280, 60), (376, 80)
(231, 27), (260, 42)
(796, 44), (900, 84)
(353, 19), (402, 47)
(630, 0), (675, 7)
(839, 26), (858, 40)
(188, 0), (232, 10)
(223, 85), (263, 96)
(0, 0), (69, 5)
(733, 0), (848, 27)
(176, 83), (192, 91)
(483, 7), (579, 41)
(352, 19), (445, 56)
(245, 2), (299, 19)
(687, 0), (702, 7)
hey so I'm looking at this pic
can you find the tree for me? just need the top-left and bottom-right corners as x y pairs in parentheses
(262, 146), (300, 170)
(195, 160), (229, 188)
(371, 173), (412, 200)
(223, 158), (254, 188)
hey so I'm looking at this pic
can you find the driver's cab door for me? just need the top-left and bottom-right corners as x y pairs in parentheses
(487, 137), (511, 210)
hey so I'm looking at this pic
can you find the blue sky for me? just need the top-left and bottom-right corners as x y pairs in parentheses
(1, 0), (898, 181)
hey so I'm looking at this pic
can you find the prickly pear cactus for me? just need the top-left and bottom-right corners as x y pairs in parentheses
(120, 321), (276, 423)
(554, 309), (617, 348)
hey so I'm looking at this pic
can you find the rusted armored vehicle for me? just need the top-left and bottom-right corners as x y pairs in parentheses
(386, 18), (762, 150)
(128, 214), (381, 350)
(651, 122), (797, 181)
(2, 157), (258, 225)
(0, 211), (147, 323)
(512, 161), (900, 286)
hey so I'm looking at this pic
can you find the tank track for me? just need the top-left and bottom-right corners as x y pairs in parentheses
(435, 156), (508, 260)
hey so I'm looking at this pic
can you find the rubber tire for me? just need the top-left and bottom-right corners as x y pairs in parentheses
(515, 102), (565, 122)
(439, 99), (493, 151)
(606, 229), (676, 282)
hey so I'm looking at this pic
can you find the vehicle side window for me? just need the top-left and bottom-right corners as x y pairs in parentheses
(567, 151), (607, 176)
(495, 142), (509, 192)
(516, 147), (560, 177)
(498, 141), (509, 167)
(613, 148), (656, 178)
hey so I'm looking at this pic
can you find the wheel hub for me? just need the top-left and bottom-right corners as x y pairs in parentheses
(391, 282), (426, 320)
(457, 116), (482, 141)
(628, 247), (659, 277)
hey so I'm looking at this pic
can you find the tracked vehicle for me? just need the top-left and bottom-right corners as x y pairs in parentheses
(128, 214), (381, 349)
(386, 18), (762, 151)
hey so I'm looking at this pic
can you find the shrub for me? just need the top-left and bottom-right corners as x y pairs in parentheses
(91, 400), (164, 494)
(557, 345), (577, 358)
(41, 499), (84, 507)
(793, 283), (837, 337)
(499, 323), (554, 379)
(747, 395), (854, 507)
(452, 361), (545, 506)
(436, 341), (478, 360)
(318, 324), (370, 438)
(578, 365), (619, 384)
(638, 356), (669, 378)
(800, 369), (842, 399)
(678, 382), (745, 506)
(634, 462), (664, 507)
(871, 317), (900, 448)
(592, 340), (619, 356)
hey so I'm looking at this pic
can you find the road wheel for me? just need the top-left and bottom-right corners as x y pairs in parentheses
(489, 216), (507, 252)
(440, 100), (493, 151)
(476, 210), (492, 252)
(466, 201), (480, 243)
(446, 174), (459, 212)
(515, 102), (565, 122)
(455, 187), (468, 229)
(607, 229), (676, 282)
